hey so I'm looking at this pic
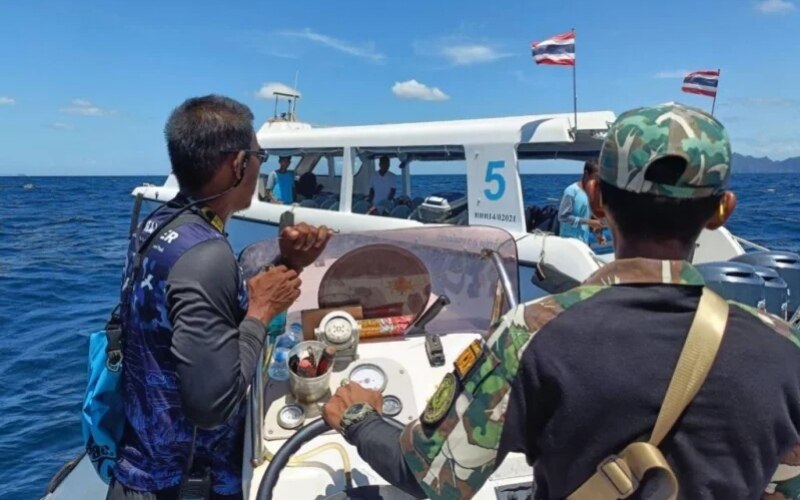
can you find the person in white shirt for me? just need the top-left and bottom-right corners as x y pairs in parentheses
(368, 156), (397, 205)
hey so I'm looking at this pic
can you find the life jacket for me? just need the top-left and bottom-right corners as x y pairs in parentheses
(114, 196), (249, 496)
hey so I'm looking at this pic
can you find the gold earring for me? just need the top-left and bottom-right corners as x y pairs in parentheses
(718, 203), (725, 218)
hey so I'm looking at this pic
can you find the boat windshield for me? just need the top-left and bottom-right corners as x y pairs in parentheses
(238, 226), (519, 336)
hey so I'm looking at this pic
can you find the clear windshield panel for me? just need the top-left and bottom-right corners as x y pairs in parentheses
(238, 226), (519, 336)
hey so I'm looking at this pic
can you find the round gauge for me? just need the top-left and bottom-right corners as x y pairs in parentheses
(277, 404), (306, 430)
(316, 311), (359, 346)
(382, 395), (402, 417)
(325, 316), (354, 344)
(348, 363), (387, 392)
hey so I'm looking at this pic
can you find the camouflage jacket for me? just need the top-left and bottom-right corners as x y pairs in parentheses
(400, 258), (800, 499)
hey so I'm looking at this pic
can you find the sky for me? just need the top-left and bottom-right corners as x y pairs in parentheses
(0, 0), (798, 176)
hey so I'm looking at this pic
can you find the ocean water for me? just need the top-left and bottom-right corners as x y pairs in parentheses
(0, 174), (798, 499)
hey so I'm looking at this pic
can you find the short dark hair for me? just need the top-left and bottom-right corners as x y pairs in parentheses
(164, 95), (254, 192)
(600, 156), (722, 246)
(583, 159), (599, 176)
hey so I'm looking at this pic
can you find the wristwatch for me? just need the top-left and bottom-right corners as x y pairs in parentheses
(340, 402), (379, 442)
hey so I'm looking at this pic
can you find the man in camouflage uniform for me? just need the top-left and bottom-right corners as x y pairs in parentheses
(323, 103), (800, 499)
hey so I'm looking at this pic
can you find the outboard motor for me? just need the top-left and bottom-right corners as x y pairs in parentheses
(751, 266), (790, 319)
(695, 262), (765, 310)
(732, 251), (800, 317)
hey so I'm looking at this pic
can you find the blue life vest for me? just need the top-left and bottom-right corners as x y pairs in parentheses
(113, 198), (249, 495)
(270, 170), (295, 204)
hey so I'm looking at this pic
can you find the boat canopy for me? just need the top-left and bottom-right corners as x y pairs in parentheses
(257, 111), (616, 161)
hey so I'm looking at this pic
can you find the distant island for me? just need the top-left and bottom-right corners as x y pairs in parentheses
(733, 153), (799, 174)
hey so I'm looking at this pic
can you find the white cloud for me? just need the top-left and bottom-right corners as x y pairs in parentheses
(440, 44), (511, 66)
(60, 99), (114, 116)
(256, 82), (301, 100)
(654, 69), (689, 79)
(279, 29), (384, 62)
(415, 38), (511, 66)
(391, 80), (449, 101)
(0, 96), (15, 105)
(49, 122), (74, 130)
(756, 0), (796, 13)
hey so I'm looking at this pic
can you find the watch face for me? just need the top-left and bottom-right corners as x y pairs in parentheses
(345, 402), (366, 418)
(342, 402), (375, 431)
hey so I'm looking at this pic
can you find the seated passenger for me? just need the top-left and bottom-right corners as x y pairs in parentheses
(296, 171), (322, 201)
(265, 155), (295, 204)
(367, 155), (397, 205)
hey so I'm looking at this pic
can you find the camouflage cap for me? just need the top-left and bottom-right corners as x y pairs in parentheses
(599, 103), (731, 198)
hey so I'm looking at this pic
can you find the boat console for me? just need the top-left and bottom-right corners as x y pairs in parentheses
(238, 225), (529, 499)
(262, 356), (419, 442)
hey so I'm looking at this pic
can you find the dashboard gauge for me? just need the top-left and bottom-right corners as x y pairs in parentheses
(277, 404), (306, 430)
(348, 363), (387, 392)
(382, 395), (402, 417)
(316, 311), (359, 345)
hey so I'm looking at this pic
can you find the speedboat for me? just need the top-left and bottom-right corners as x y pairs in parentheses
(129, 105), (751, 302)
(45, 225), (537, 499)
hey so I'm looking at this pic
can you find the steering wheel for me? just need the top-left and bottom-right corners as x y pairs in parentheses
(256, 416), (413, 500)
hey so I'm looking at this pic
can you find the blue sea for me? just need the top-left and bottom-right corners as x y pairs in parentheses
(1, 174), (798, 499)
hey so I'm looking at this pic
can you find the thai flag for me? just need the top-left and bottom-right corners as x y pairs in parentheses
(681, 70), (720, 98)
(531, 32), (575, 66)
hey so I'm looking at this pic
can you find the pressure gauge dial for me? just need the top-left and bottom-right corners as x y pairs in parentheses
(277, 404), (306, 430)
(382, 395), (402, 417)
(348, 363), (387, 392)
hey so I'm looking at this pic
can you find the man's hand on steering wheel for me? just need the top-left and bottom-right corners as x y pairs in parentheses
(322, 382), (383, 432)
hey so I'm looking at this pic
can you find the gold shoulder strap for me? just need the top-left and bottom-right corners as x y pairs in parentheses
(568, 288), (729, 500)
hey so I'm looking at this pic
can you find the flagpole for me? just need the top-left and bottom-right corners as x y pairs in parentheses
(572, 28), (577, 131)
(710, 68), (720, 116)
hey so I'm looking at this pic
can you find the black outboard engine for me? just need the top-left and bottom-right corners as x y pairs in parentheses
(751, 266), (789, 319)
(695, 262), (765, 310)
(731, 251), (800, 317)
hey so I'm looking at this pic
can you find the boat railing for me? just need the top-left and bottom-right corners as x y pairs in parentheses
(250, 345), (269, 467)
(734, 235), (770, 252)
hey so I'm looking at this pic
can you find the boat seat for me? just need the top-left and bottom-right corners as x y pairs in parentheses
(377, 199), (395, 213)
(390, 205), (412, 219)
(353, 200), (372, 214)
(299, 199), (318, 208)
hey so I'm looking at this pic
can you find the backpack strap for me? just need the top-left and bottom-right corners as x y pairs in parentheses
(568, 288), (729, 500)
(106, 203), (208, 365)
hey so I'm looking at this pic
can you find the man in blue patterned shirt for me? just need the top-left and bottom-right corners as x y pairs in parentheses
(109, 95), (330, 500)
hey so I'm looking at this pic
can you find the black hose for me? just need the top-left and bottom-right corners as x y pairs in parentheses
(257, 419), (330, 500)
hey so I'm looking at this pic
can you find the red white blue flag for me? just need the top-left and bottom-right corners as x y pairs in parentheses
(681, 70), (720, 98)
(531, 32), (575, 66)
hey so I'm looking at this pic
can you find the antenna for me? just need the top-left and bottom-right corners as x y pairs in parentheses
(292, 70), (300, 120)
